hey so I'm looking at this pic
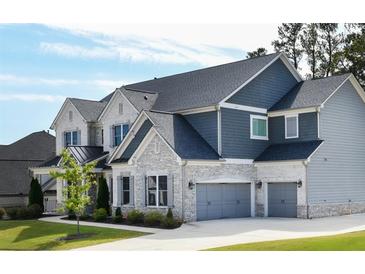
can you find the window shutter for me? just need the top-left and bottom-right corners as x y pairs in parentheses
(116, 176), (121, 206)
(129, 176), (134, 206)
(143, 176), (147, 206)
(77, 130), (81, 145)
(109, 176), (113, 204)
(109, 126), (114, 148)
(167, 174), (174, 208)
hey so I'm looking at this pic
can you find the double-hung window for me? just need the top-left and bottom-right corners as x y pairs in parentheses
(285, 115), (299, 139)
(147, 175), (168, 207)
(64, 130), (79, 146)
(250, 115), (268, 140)
(113, 124), (129, 147)
(122, 177), (130, 205)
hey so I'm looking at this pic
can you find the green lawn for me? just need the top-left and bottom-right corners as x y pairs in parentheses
(0, 220), (146, 250)
(207, 230), (365, 251)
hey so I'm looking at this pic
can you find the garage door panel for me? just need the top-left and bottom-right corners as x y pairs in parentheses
(197, 183), (251, 221)
(268, 183), (297, 218)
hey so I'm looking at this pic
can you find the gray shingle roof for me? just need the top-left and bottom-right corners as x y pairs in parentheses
(0, 131), (56, 195)
(69, 98), (107, 121)
(255, 140), (323, 162)
(121, 88), (158, 112)
(125, 53), (281, 112)
(270, 74), (351, 111)
(145, 111), (220, 160)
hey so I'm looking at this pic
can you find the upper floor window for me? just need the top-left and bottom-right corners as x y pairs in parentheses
(250, 115), (268, 140)
(285, 115), (299, 139)
(69, 111), (73, 122)
(119, 103), (123, 115)
(64, 130), (80, 146)
(112, 124), (129, 147)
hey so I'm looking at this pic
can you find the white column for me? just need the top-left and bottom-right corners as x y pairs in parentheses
(263, 182), (268, 217)
(250, 182), (255, 217)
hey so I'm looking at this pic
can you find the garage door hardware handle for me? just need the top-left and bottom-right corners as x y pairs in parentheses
(236, 200), (240, 204)
(281, 199), (285, 204)
(207, 201), (211, 205)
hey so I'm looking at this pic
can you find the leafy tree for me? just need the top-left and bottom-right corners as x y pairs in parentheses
(336, 24), (365, 87)
(96, 176), (110, 214)
(51, 149), (97, 235)
(246, 47), (268, 58)
(28, 177), (44, 211)
(301, 23), (321, 79)
(318, 23), (343, 77)
(272, 23), (304, 69)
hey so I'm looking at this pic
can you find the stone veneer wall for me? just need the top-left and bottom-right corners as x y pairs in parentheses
(298, 202), (365, 219)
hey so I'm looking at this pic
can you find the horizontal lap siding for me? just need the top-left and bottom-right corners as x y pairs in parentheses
(227, 59), (298, 109)
(221, 108), (268, 159)
(184, 111), (218, 153)
(269, 112), (318, 144)
(307, 81), (365, 203)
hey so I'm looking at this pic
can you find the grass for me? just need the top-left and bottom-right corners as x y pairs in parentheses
(0, 220), (146, 250)
(207, 230), (365, 251)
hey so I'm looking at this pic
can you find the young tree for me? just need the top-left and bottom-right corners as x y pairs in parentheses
(300, 23), (321, 79)
(96, 176), (110, 214)
(246, 47), (268, 58)
(318, 23), (343, 77)
(28, 177), (44, 211)
(51, 149), (97, 235)
(272, 23), (304, 69)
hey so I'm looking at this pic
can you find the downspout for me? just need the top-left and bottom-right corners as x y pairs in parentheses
(181, 160), (188, 221)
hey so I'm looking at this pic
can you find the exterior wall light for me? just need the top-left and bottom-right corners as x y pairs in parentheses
(188, 180), (195, 189)
(256, 181), (262, 189)
(297, 180), (303, 188)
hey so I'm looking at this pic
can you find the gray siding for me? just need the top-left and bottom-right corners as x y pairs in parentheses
(307, 80), (365, 203)
(221, 108), (268, 159)
(227, 59), (298, 109)
(269, 112), (318, 144)
(185, 111), (218, 153)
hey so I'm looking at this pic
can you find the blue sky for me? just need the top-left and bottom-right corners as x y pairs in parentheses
(0, 24), (277, 144)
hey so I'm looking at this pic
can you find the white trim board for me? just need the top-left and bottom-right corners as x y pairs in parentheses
(176, 105), (216, 115)
(284, 114), (299, 139)
(197, 178), (251, 184)
(220, 102), (267, 114)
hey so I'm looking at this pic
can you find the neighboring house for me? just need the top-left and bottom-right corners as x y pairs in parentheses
(0, 131), (56, 210)
(31, 52), (365, 221)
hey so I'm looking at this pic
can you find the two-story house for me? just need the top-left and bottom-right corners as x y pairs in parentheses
(31, 52), (365, 222)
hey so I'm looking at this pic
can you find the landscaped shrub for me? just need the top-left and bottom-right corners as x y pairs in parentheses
(28, 177), (44, 211)
(5, 207), (18, 219)
(0, 208), (5, 219)
(27, 204), (42, 218)
(68, 210), (76, 220)
(144, 211), (164, 227)
(126, 209), (144, 224)
(113, 207), (122, 223)
(96, 177), (110, 215)
(16, 207), (30, 219)
(79, 213), (89, 221)
(93, 208), (108, 222)
(162, 208), (178, 229)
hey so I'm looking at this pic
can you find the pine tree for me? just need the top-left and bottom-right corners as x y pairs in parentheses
(301, 23), (321, 79)
(246, 47), (268, 58)
(28, 177), (44, 211)
(96, 176), (110, 214)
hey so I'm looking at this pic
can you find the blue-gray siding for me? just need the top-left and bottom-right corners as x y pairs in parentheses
(221, 108), (268, 159)
(307, 80), (365, 203)
(269, 112), (318, 144)
(227, 59), (298, 109)
(184, 111), (218, 153)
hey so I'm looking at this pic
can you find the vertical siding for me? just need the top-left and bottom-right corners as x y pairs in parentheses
(184, 111), (218, 153)
(227, 59), (298, 109)
(307, 81), (365, 203)
(269, 112), (318, 144)
(221, 108), (268, 159)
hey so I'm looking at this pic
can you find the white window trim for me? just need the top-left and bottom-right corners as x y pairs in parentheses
(147, 174), (168, 208)
(250, 114), (268, 140)
(285, 114), (299, 139)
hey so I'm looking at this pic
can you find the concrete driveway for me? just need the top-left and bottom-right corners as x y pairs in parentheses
(71, 213), (365, 250)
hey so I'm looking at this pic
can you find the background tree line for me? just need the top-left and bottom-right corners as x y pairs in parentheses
(247, 23), (365, 86)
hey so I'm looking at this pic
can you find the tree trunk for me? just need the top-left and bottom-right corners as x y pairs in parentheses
(76, 214), (80, 235)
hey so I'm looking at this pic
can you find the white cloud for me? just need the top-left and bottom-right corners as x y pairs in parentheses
(43, 24), (278, 66)
(0, 93), (66, 102)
